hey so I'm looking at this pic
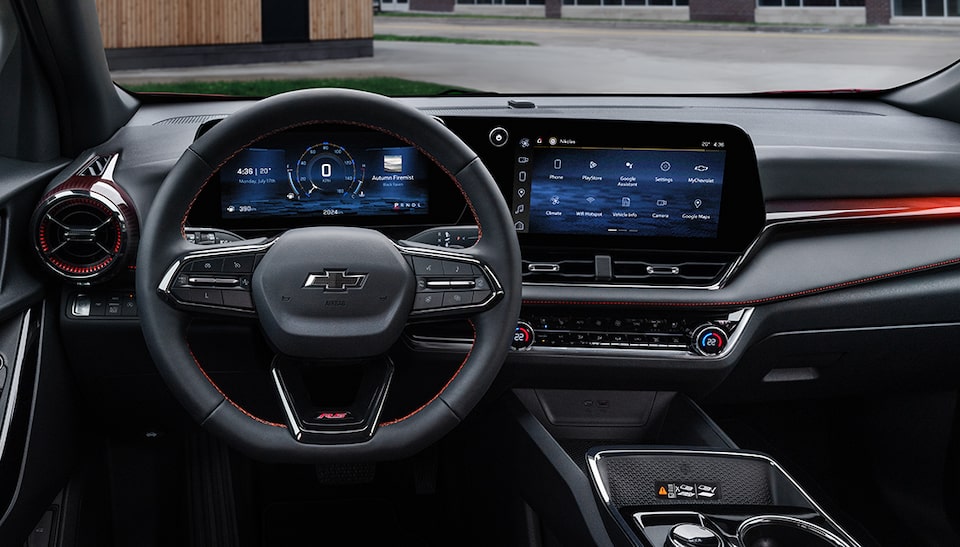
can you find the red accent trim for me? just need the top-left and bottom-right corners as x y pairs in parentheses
(187, 345), (286, 428)
(523, 257), (960, 309)
(768, 197), (960, 222)
(380, 321), (476, 427)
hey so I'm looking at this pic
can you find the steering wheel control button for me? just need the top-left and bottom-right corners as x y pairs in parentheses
(441, 260), (471, 276)
(693, 325), (728, 356)
(441, 291), (472, 308)
(414, 292), (443, 310)
(512, 321), (535, 350)
(222, 290), (253, 310)
(222, 255), (255, 273)
(189, 258), (223, 273)
(488, 126), (509, 147)
(412, 256), (443, 275)
(172, 288), (223, 306)
(669, 524), (722, 547)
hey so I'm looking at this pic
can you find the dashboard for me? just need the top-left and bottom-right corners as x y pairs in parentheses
(35, 93), (960, 401)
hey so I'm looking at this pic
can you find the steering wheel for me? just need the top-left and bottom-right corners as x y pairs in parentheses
(135, 89), (521, 462)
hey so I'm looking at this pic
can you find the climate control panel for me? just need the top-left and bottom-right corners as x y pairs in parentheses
(514, 309), (749, 357)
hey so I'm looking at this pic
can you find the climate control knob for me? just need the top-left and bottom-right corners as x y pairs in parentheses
(692, 325), (728, 356)
(512, 321), (535, 350)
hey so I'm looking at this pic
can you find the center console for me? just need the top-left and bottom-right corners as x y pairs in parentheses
(589, 449), (858, 547)
(487, 390), (862, 547)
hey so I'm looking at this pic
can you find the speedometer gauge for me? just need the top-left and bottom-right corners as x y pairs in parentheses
(295, 143), (360, 196)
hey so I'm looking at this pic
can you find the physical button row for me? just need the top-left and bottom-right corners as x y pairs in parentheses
(531, 316), (690, 334)
(71, 292), (138, 318)
(536, 331), (688, 349)
(410, 256), (481, 277)
(414, 290), (489, 311)
(184, 254), (259, 275)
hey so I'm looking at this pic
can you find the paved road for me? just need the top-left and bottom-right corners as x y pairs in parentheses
(112, 17), (960, 93)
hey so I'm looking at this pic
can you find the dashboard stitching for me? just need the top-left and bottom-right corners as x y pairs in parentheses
(522, 257), (960, 308)
(179, 119), (482, 240)
(379, 320), (476, 427)
(187, 345), (287, 428)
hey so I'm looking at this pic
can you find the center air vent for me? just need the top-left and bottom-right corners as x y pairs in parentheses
(32, 154), (138, 283)
(522, 250), (738, 288)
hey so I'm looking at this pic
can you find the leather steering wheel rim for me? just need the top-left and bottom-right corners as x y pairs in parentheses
(135, 89), (521, 462)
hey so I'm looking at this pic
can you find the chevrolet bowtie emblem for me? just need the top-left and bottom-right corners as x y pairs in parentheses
(303, 270), (367, 291)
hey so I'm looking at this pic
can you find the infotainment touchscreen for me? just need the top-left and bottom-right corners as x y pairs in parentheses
(513, 141), (726, 239)
(219, 131), (430, 220)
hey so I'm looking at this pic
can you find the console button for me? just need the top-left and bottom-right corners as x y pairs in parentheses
(512, 321), (534, 350)
(488, 127), (509, 147)
(90, 296), (106, 316)
(72, 295), (91, 317)
(609, 333), (629, 346)
(121, 295), (138, 316)
(693, 325), (728, 356)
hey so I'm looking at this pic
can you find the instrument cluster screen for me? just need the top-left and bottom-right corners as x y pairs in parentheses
(219, 132), (430, 220)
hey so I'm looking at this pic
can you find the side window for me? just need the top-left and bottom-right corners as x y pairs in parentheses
(0, 0), (60, 161)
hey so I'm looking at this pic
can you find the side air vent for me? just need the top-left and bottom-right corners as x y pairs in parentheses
(153, 114), (225, 126)
(79, 154), (111, 177)
(523, 251), (737, 287)
(32, 154), (138, 284)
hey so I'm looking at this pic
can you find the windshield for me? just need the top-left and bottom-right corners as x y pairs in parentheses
(101, 1), (960, 97)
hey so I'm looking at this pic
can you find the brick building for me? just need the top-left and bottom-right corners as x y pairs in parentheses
(379, 0), (960, 25)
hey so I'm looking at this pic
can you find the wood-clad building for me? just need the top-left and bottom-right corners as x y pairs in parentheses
(95, 0), (374, 69)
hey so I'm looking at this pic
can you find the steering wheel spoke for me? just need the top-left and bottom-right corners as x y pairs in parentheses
(157, 239), (274, 317)
(398, 243), (503, 320)
(271, 355), (394, 444)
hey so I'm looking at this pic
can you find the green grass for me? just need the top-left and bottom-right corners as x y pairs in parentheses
(123, 76), (475, 97)
(374, 33), (537, 46)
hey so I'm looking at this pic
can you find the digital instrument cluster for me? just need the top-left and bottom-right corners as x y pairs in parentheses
(218, 131), (432, 220)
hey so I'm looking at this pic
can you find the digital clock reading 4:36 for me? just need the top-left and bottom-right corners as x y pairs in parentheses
(236, 167), (272, 176)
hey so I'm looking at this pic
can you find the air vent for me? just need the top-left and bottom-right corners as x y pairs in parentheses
(523, 251), (737, 287)
(613, 260), (730, 284)
(32, 154), (138, 283)
(153, 114), (226, 126)
(78, 155), (111, 177)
